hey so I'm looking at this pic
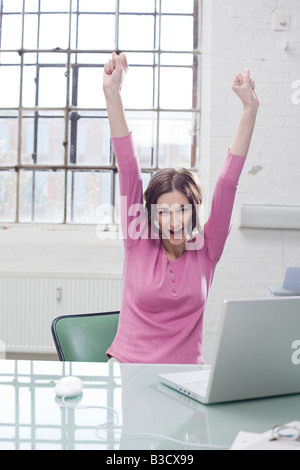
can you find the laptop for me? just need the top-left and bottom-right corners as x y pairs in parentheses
(158, 297), (300, 405)
(268, 267), (300, 296)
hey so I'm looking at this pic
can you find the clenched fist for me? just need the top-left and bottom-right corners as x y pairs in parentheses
(232, 69), (260, 111)
(103, 52), (129, 98)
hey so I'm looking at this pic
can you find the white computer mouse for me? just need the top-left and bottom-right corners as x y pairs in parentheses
(55, 376), (83, 398)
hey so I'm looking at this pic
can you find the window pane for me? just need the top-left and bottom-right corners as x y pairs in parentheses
(38, 51), (67, 65)
(126, 111), (157, 167)
(159, 112), (198, 168)
(67, 171), (112, 224)
(77, 67), (105, 108)
(161, 0), (194, 14)
(1, 16), (22, 49)
(161, 16), (194, 51)
(0, 171), (17, 222)
(23, 52), (39, 65)
(75, 52), (111, 65)
(119, 15), (155, 50)
(2, 0), (23, 12)
(24, 0), (39, 12)
(0, 67), (20, 107)
(23, 14), (39, 49)
(78, 0), (115, 12)
(160, 53), (194, 67)
(19, 171), (33, 222)
(40, 0), (70, 11)
(22, 115), (65, 165)
(19, 170), (65, 223)
(22, 116), (35, 164)
(1, 18), (22, 55)
(160, 67), (193, 109)
(22, 66), (37, 107)
(126, 52), (157, 66)
(119, 0), (155, 13)
(39, 14), (70, 49)
(38, 67), (67, 107)
(77, 15), (115, 50)
(70, 113), (111, 166)
(37, 117), (65, 164)
(122, 66), (155, 109)
(0, 52), (20, 65)
(0, 114), (18, 166)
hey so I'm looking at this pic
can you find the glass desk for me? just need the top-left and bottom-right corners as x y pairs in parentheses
(1, 360), (300, 450)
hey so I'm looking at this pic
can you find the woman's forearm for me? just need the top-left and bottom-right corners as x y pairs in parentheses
(230, 106), (258, 157)
(104, 92), (130, 138)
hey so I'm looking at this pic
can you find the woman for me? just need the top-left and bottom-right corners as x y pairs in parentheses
(103, 52), (259, 364)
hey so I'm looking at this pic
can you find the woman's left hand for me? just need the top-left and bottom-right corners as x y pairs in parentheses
(232, 69), (260, 111)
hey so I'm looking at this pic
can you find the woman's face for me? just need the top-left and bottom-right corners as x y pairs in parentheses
(156, 190), (193, 246)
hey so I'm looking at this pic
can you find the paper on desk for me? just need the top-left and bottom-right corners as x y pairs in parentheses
(231, 422), (300, 451)
(230, 432), (261, 450)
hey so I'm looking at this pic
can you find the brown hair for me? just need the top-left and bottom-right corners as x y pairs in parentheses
(144, 168), (203, 237)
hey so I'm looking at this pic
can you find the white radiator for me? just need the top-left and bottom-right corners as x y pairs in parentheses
(0, 272), (123, 354)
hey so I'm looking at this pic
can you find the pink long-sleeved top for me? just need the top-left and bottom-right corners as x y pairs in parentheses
(106, 133), (246, 364)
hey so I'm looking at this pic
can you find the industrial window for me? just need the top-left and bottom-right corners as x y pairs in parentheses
(0, 0), (201, 224)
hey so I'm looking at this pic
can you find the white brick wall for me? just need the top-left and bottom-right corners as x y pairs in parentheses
(201, 0), (300, 362)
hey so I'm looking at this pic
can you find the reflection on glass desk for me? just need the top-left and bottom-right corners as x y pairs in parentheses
(1, 360), (300, 450)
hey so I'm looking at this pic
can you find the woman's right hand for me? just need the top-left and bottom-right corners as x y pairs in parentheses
(103, 52), (130, 138)
(103, 52), (129, 98)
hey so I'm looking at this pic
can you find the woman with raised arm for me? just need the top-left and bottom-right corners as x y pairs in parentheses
(103, 52), (259, 364)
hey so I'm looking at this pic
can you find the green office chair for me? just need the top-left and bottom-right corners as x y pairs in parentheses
(51, 311), (120, 362)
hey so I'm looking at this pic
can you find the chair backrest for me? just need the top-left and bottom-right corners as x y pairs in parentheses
(51, 311), (120, 362)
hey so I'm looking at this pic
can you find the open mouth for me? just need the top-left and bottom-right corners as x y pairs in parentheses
(169, 228), (183, 238)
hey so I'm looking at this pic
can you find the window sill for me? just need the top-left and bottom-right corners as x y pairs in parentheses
(0, 223), (123, 244)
